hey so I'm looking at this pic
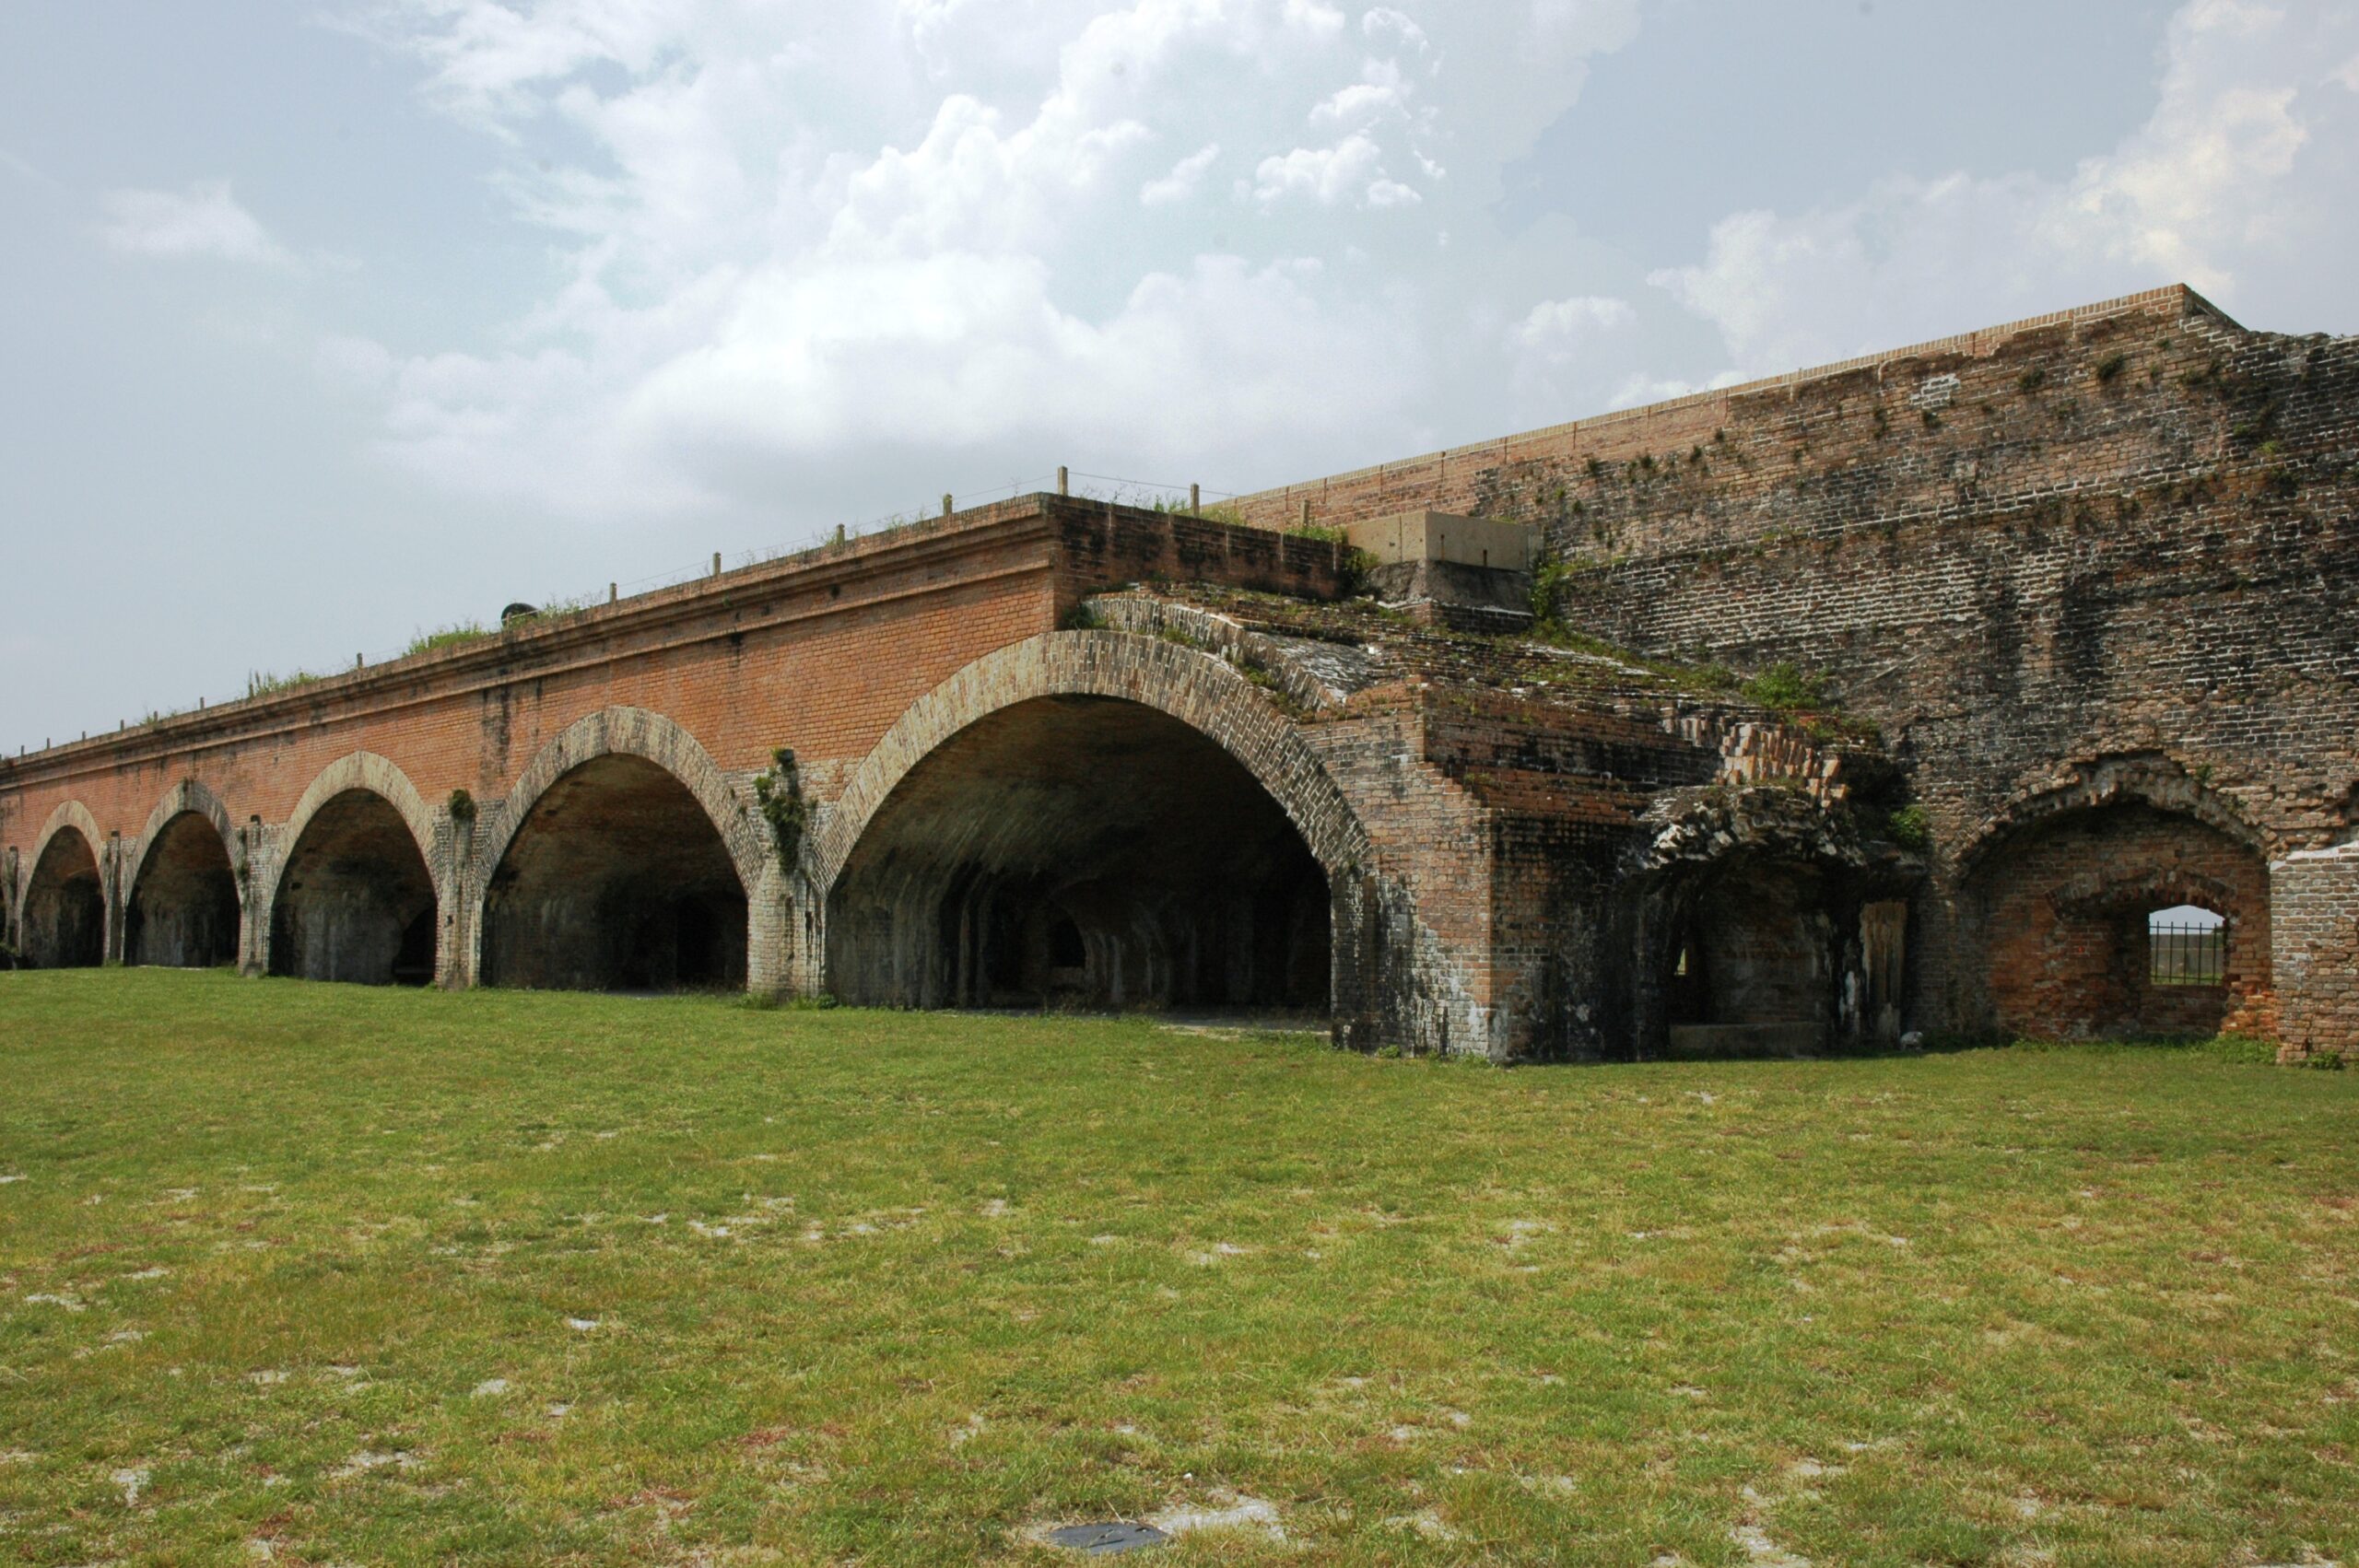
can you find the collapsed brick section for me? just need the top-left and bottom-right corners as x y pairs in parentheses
(1225, 286), (2359, 1058)
(1092, 588), (1900, 1059)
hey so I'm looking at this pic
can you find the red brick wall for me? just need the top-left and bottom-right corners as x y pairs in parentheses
(1969, 804), (2274, 1041)
(0, 499), (1347, 869)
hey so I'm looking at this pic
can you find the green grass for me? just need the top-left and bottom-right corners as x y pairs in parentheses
(404, 622), (494, 659)
(1, 972), (2354, 1566)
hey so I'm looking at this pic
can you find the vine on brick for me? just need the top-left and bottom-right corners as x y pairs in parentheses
(754, 748), (808, 872)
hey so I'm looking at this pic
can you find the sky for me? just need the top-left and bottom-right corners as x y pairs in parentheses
(3, 0), (2354, 755)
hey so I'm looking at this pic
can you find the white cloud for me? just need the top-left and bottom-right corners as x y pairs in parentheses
(99, 181), (293, 266)
(2336, 53), (2359, 89)
(1312, 73), (1408, 129)
(1141, 143), (1221, 205)
(1251, 134), (1391, 205)
(1513, 294), (1635, 361)
(1609, 369), (1743, 410)
(1652, 0), (2358, 369)
(334, 0), (1661, 520)
(1362, 8), (1429, 53)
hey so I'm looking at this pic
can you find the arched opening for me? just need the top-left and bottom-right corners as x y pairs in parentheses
(270, 790), (438, 986)
(125, 813), (240, 968)
(827, 695), (1331, 1014)
(481, 754), (747, 992)
(1969, 802), (2270, 1039)
(1659, 859), (1838, 1057)
(20, 827), (105, 968)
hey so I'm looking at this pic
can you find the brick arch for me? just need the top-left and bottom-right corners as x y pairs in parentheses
(1621, 785), (1886, 1060)
(1962, 762), (2274, 1041)
(475, 706), (766, 896)
(2048, 864), (2244, 922)
(16, 801), (110, 968)
(259, 753), (447, 984)
(467, 707), (773, 993)
(276, 753), (440, 884)
(18, 800), (107, 920)
(1958, 753), (2266, 875)
(123, 778), (245, 969)
(126, 778), (241, 896)
(814, 629), (1375, 896)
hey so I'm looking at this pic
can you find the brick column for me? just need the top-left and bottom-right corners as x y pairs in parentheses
(102, 832), (124, 965)
(2271, 844), (2359, 1060)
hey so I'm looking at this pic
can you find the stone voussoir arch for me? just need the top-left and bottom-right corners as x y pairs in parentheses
(274, 753), (441, 883)
(2046, 864), (2247, 921)
(18, 799), (109, 922)
(125, 778), (242, 899)
(474, 706), (769, 901)
(1957, 753), (2268, 878)
(813, 628), (1377, 898)
(258, 753), (448, 962)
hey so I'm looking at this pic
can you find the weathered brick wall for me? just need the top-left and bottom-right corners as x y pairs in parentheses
(7, 287), (2351, 1058)
(0, 500), (1355, 998)
(2272, 845), (2359, 1058)
(1231, 286), (2359, 1053)
(1969, 802), (2274, 1041)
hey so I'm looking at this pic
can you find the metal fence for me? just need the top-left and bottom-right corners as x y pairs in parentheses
(2149, 919), (2227, 987)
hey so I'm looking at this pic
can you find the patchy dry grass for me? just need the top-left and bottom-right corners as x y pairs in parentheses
(1, 970), (2354, 1566)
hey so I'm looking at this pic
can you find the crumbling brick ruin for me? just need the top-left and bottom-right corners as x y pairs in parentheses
(6, 286), (2353, 1060)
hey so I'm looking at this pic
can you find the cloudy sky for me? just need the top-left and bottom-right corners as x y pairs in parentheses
(3, 0), (2354, 754)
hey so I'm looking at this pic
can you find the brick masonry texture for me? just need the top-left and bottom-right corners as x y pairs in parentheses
(1221, 286), (2358, 1060)
(5, 287), (2353, 1060)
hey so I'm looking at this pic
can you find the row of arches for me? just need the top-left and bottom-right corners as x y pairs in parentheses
(6, 637), (1383, 1022)
(8, 750), (752, 993)
(4, 633), (2294, 1055)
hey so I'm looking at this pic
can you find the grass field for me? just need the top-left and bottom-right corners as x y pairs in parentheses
(1, 971), (2354, 1567)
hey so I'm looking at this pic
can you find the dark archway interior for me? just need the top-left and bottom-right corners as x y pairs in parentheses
(482, 755), (747, 992)
(126, 812), (240, 968)
(1664, 859), (1836, 1034)
(20, 827), (104, 968)
(1972, 802), (2270, 1039)
(271, 790), (438, 986)
(827, 696), (1331, 1013)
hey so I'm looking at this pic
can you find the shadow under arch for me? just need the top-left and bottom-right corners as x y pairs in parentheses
(1960, 755), (2273, 1039)
(817, 630), (1377, 1016)
(1618, 784), (1904, 1060)
(265, 753), (443, 986)
(474, 707), (764, 993)
(18, 801), (108, 968)
(124, 780), (242, 968)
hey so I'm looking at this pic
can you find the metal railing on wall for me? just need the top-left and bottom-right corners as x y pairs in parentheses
(2149, 919), (2227, 988)
(13, 465), (1272, 755)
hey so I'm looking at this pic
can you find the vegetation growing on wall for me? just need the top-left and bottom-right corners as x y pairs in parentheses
(1885, 803), (1931, 851)
(247, 670), (322, 699)
(753, 748), (807, 872)
(405, 623), (492, 658)
(1741, 662), (1831, 712)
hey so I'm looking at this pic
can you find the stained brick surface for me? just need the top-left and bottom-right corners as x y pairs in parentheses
(6, 288), (2353, 1059)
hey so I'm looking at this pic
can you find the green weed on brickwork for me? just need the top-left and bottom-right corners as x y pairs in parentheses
(1885, 803), (1931, 851)
(753, 748), (807, 872)
(404, 623), (493, 658)
(1741, 661), (1830, 712)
